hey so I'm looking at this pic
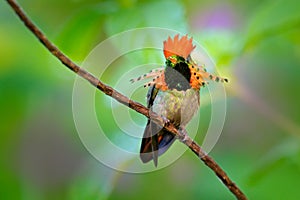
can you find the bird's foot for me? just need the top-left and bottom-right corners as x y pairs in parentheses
(178, 127), (189, 142)
(161, 115), (170, 127)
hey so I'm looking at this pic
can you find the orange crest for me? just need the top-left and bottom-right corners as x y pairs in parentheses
(163, 34), (195, 59)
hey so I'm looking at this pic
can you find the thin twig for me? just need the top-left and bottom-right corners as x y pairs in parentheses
(6, 0), (247, 199)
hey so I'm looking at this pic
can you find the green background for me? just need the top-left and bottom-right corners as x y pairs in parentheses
(1, 0), (300, 199)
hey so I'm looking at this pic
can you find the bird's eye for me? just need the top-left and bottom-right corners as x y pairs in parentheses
(166, 55), (178, 67)
(165, 59), (175, 67)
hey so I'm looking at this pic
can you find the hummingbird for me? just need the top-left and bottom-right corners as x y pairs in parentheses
(130, 34), (228, 166)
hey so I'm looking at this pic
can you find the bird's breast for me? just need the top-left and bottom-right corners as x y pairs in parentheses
(151, 88), (200, 127)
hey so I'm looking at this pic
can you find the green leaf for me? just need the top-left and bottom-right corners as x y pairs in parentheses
(104, 0), (188, 35)
(247, 138), (300, 186)
(243, 0), (300, 51)
(55, 2), (118, 60)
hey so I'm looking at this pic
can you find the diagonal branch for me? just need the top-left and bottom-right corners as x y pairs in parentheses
(6, 0), (247, 199)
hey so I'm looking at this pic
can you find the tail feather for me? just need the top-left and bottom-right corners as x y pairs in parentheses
(140, 120), (175, 166)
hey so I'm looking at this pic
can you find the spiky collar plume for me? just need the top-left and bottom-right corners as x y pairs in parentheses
(130, 35), (228, 91)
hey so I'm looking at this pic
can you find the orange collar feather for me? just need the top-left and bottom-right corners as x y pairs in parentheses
(163, 34), (196, 59)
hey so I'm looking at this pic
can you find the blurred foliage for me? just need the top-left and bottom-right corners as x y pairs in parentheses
(1, 0), (300, 199)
